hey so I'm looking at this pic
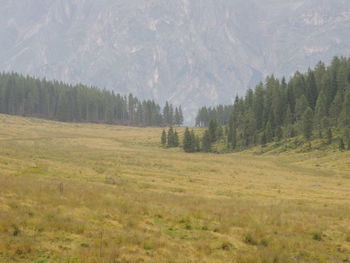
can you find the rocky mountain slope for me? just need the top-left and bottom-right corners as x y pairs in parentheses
(1, 0), (350, 120)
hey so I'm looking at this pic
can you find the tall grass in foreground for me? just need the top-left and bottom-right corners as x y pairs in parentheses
(0, 114), (349, 262)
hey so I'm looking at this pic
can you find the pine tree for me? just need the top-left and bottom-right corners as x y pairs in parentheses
(295, 95), (309, 122)
(179, 106), (184, 126)
(190, 130), (196, 152)
(306, 70), (318, 108)
(227, 115), (236, 148)
(202, 130), (212, 152)
(174, 130), (179, 147)
(163, 102), (170, 125)
(330, 89), (344, 125)
(266, 121), (274, 142)
(285, 105), (294, 125)
(340, 90), (350, 128)
(244, 110), (257, 145)
(161, 130), (167, 146)
(167, 127), (175, 147)
(315, 91), (327, 132)
(174, 107), (181, 126)
(169, 104), (174, 126)
(302, 107), (314, 140)
(183, 128), (192, 152)
(208, 119), (218, 142)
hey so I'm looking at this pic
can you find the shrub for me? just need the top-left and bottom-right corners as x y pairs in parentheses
(260, 238), (269, 247)
(13, 225), (20, 236)
(221, 241), (233, 251)
(244, 233), (258, 245)
(312, 232), (322, 241)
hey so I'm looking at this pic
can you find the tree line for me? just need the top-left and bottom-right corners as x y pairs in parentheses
(196, 105), (233, 127)
(168, 56), (350, 152)
(0, 72), (184, 126)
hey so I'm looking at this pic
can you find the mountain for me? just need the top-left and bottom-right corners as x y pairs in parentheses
(1, 0), (350, 121)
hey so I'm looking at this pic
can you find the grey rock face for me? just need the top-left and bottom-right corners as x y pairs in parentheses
(1, 0), (350, 120)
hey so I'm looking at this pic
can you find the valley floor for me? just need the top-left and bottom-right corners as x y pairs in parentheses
(0, 114), (349, 263)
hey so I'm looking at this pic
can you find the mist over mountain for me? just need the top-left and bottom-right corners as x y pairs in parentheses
(1, 0), (350, 120)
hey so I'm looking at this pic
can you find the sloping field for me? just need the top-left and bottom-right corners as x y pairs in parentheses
(0, 114), (349, 263)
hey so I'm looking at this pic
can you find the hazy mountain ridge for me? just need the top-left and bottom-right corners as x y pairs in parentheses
(1, 0), (350, 120)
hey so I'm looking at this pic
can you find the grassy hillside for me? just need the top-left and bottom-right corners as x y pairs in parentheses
(0, 114), (349, 263)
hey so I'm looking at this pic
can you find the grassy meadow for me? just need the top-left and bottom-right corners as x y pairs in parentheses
(0, 114), (350, 263)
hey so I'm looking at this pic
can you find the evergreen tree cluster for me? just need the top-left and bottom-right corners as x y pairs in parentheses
(161, 127), (179, 148)
(196, 105), (233, 127)
(183, 128), (200, 153)
(0, 72), (184, 126)
(198, 120), (225, 152)
(162, 121), (222, 153)
(163, 102), (184, 126)
(195, 56), (350, 149)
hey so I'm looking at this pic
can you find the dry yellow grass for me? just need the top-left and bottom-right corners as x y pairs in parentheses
(0, 114), (350, 263)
